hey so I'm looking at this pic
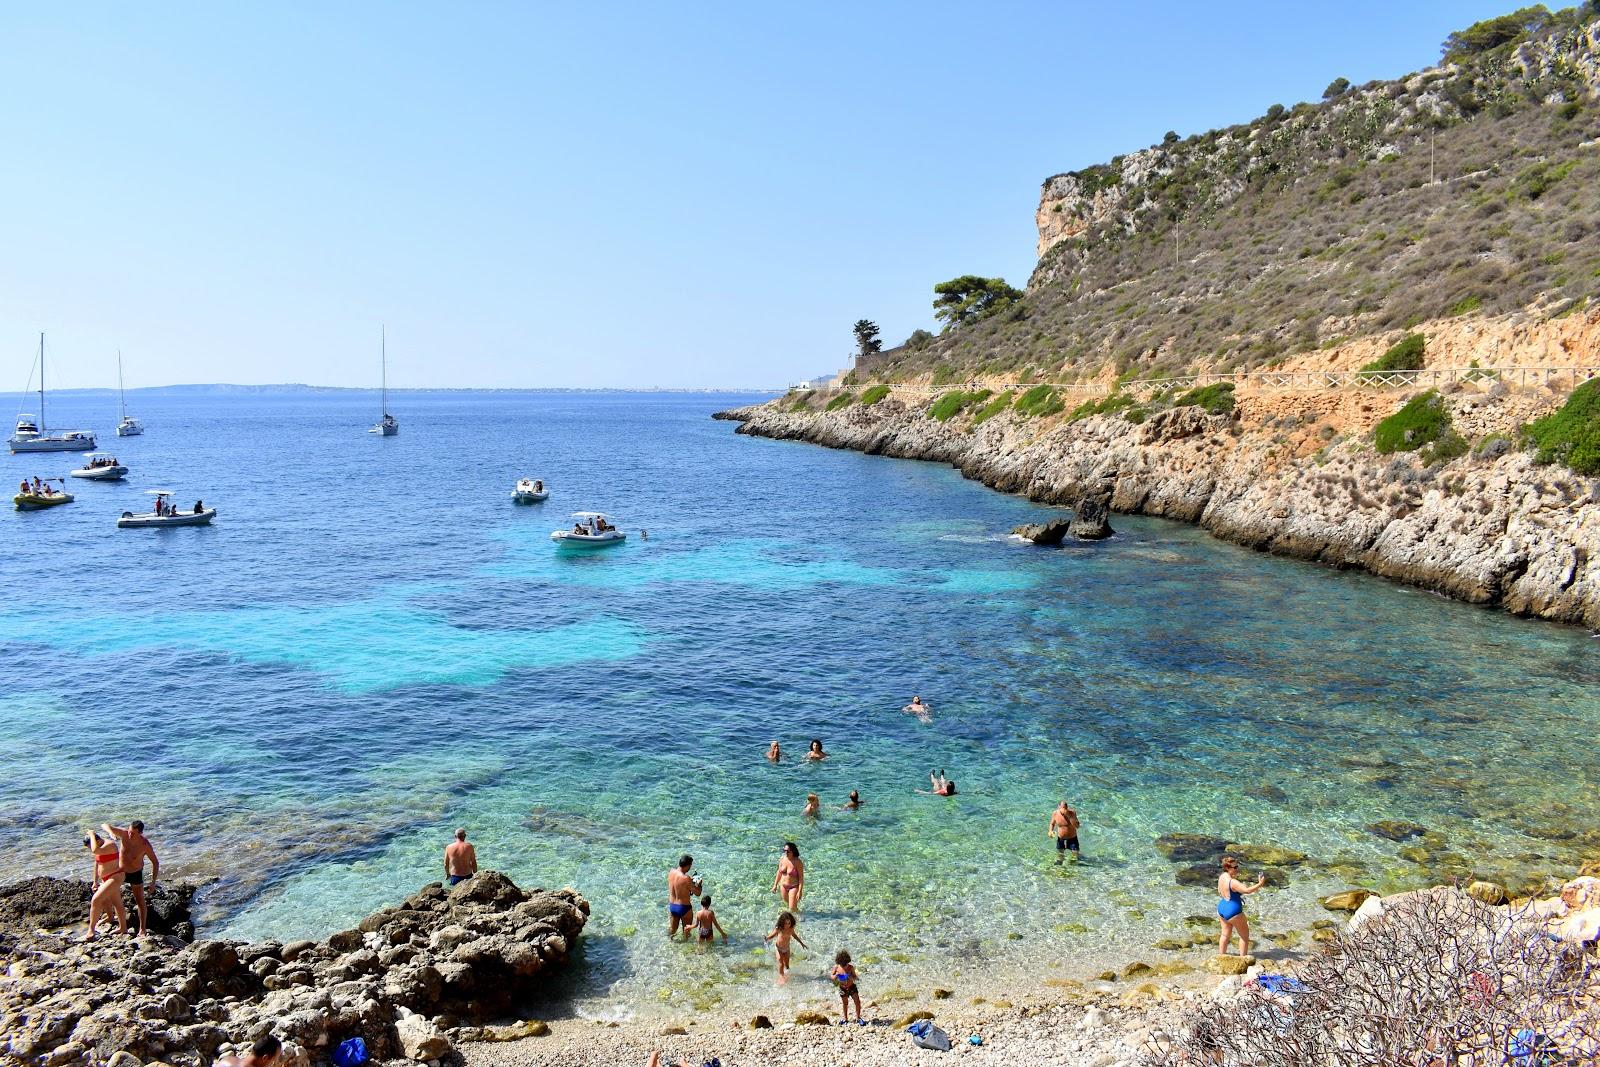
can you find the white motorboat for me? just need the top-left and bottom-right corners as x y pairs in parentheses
(118, 489), (216, 528)
(550, 511), (626, 547)
(70, 453), (129, 480)
(9, 334), (97, 453)
(369, 327), (398, 436)
(513, 478), (549, 504)
(115, 351), (143, 436)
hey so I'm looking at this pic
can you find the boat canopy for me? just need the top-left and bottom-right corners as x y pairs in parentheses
(145, 488), (176, 496)
(571, 511), (611, 520)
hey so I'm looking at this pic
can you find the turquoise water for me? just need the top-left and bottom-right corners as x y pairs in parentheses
(4, 389), (1599, 1018)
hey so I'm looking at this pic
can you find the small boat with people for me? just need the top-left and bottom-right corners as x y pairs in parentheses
(13, 476), (74, 510)
(70, 453), (129, 480)
(513, 478), (549, 504)
(118, 490), (216, 528)
(550, 511), (626, 548)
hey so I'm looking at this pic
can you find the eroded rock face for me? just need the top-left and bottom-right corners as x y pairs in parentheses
(721, 396), (1600, 630)
(0, 871), (589, 1067)
(0, 876), (198, 941)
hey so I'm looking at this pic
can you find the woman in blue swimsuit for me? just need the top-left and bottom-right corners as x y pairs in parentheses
(1217, 855), (1266, 958)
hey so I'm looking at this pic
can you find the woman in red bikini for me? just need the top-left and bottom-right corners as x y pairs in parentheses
(83, 829), (128, 939)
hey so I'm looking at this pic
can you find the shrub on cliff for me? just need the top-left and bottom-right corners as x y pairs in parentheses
(972, 392), (1014, 425)
(1524, 378), (1600, 474)
(904, 329), (934, 350)
(930, 389), (994, 421)
(1016, 385), (1065, 418)
(1361, 333), (1426, 374)
(1069, 392), (1136, 421)
(825, 392), (855, 412)
(859, 384), (891, 406)
(1442, 6), (1553, 63)
(1174, 382), (1236, 414)
(1375, 390), (1452, 453)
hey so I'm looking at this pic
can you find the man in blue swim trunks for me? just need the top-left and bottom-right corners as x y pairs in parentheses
(1049, 801), (1080, 864)
(444, 828), (477, 886)
(667, 854), (701, 939)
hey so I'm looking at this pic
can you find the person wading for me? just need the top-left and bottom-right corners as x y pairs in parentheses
(444, 828), (478, 886)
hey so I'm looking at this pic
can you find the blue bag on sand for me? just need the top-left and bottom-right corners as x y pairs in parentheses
(333, 1037), (369, 1067)
(909, 1021), (953, 1052)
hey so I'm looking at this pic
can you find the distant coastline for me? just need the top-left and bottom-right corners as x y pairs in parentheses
(40, 384), (788, 396)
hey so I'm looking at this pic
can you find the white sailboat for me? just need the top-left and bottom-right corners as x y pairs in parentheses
(369, 327), (398, 436)
(9, 333), (96, 454)
(116, 350), (143, 436)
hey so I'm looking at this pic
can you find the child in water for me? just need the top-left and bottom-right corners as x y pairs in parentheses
(803, 793), (821, 818)
(693, 895), (727, 947)
(833, 949), (863, 1024)
(763, 911), (806, 982)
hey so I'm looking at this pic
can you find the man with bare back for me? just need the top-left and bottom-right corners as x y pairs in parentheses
(105, 820), (160, 935)
(667, 854), (702, 939)
(444, 828), (478, 885)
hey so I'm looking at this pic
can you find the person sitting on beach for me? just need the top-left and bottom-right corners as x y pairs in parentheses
(771, 841), (804, 911)
(903, 695), (931, 721)
(215, 1035), (282, 1066)
(763, 910), (806, 983)
(766, 740), (782, 763)
(1049, 800), (1081, 864)
(919, 770), (957, 796)
(833, 949), (863, 1024)
(1217, 855), (1267, 957)
(805, 739), (828, 761)
(842, 789), (863, 810)
(83, 830), (128, 940)
(668, 854), (702, 939)
(444, 828), (478, 885)
(693, 894), (727, 946)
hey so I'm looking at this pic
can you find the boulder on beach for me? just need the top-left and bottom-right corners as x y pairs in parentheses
(1466, 881), (1508, 906)
(1205, 954), (1254, 976)
(1320, 890), (1374, 913)
(1011, 518), (1071, 545)
(0, 870), (588, 1067)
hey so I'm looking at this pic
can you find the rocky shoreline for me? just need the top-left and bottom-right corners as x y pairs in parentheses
(715, 380), (1600, 630)
(0, 872), (587, 1067)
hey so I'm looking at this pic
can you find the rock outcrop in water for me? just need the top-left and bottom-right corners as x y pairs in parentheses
(0, 871), (588, 1066)
(719, 379), (1600, 630)
(0, 876), (199, 941)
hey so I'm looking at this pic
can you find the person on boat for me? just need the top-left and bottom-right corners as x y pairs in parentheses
(18, 480), (27, 496)
(805, 739), (828, 761)
(104, 820), (160, 936)
(903, 695), (931, 721)
(1217, 855), (1266, 957)
(771, 842), (804, 911)
(83, 829), (127, 940)
(919, 770), (957, 797)
(193, 500), (204, 515)
(573, 521), (587, 535)
(766, 740), (782, 763)
(444, 827), (478, 885)
(533, 480), (543, 492)
(31, 477), (43, 495)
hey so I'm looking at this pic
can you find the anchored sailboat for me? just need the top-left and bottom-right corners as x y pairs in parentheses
(116, 350), (144, 436)
(370, 327), (398, 436)
(9, 333), (96, 454)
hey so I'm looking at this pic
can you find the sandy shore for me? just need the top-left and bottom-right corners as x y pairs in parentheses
(461, 981), (1197, 1067)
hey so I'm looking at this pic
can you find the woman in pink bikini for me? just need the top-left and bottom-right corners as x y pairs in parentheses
(771, 841), (805, 911)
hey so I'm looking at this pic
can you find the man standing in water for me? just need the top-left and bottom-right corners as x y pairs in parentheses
(667, 854), (701, 940)
(1049, 800), (1081, 864)
(444, 828), (478, 885)
(105, 820), (160, 935)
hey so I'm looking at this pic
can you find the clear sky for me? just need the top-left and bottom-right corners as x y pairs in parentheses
(0, 1), (1518, 389)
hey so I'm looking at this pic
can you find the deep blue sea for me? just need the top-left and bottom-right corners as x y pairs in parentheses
(5, 388), (1599, 1018)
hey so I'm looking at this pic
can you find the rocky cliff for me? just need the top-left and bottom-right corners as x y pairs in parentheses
(0, 872), (588, 1067)
(720, 368), (1600, 629)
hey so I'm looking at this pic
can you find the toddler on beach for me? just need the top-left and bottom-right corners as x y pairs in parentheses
(833, 949), (863, 1024)
(763, 911), (806, 983)
(693, 895), (727, 946)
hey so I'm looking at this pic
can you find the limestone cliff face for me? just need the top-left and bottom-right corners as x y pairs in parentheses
(720, 395), (1600, 630)
(1033, 18), (1600, 273)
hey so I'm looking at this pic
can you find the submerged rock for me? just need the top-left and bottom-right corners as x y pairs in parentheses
(1154, 834), (1229, 862)
(1367, 819), (1428, 841)
(1225, 842), (1309, 868)
(1321, 890), (1375, 912)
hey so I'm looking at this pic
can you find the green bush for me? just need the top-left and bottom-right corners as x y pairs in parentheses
(1016, 385), (1065, 418)
(859, 384), (891, 406)
(929, 391), (965, 421)
(1375, 390), (1452, 454)
(1448, 294), (1483, 316)
(1173, 382), (1237, 414)
(1068, 392), (1137, 421)
(1524, 379), (1600, 474)
(1361, 333), (1426, 373)
(931, 363), (961, 387)
(972, 392), (1013, 425)
(904, 329), (934, 350)
(1423, 430), (1470, 465)
(826, 392), (855, 412)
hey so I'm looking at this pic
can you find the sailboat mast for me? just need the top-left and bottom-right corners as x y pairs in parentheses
(38, 332), (45, 431)
(118, 350), (127, 420)
(381, 326), (387, 416)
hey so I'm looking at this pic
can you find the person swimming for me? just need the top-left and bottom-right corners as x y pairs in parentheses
(920, 770), (957, 796)
(805, 739), (828, 761)
(842, 789), (862, 810)
(1216, 855), (1267, 957)
(902, 695), (931, 722)
(766, 740), (782, 763)
(803, 793), (820, 818)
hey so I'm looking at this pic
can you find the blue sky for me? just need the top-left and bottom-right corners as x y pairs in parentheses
(0, 1), (1518, 389)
